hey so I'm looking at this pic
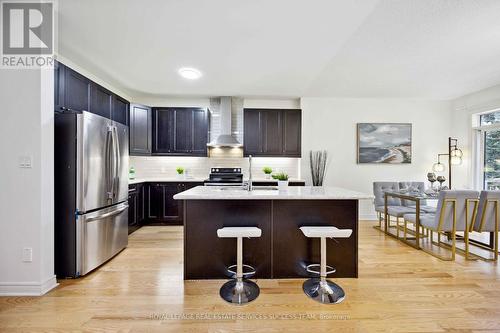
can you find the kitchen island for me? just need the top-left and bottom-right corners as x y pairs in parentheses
(174, 186), (372, 280)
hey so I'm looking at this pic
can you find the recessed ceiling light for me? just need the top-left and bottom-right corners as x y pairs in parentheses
(178, 67), (202, 80)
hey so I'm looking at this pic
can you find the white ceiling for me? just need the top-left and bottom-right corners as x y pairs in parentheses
(58, 0), (500, 100)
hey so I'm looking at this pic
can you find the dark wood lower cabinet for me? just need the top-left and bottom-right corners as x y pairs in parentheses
(128, 183), (144, 234)
(183, 199), (358, 279)
(128, 181), (304, 231)
(147, 183), (164, 220)
(131, 182), (203, 227)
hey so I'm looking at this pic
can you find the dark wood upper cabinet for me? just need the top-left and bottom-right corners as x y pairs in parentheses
(90, 84), (112, 119)
(54, 61), (65, 111)
(152, 107), (209, 156)
(191, 108), (209, 155)
(112, 95), (129, 125)
(63, 66), (90, 113)
(129, 104), (152, 155)
(282, 109), (302, 157)
(244, 108), (301, 157)
(153, 108), (174, 154)
(261, 109), (283, 155)
(243, 110), (262, 154)
(54, 61), (130, 125)
(172, 109), (191, 153)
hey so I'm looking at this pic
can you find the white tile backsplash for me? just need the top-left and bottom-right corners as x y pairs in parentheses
(130, 156), (301, 180)
(208, 97), (244, 143)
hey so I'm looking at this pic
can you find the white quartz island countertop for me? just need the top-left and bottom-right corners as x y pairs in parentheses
(173, 186), (373, 200)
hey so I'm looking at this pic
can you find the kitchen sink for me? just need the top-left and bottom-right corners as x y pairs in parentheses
(218, 186), (278, 191)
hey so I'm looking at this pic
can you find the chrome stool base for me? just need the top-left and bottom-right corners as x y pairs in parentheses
(220, 279), (260, 305)
(303, 278), (345, 304)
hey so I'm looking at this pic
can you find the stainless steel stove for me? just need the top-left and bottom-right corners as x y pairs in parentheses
(204, 167), (243, 186)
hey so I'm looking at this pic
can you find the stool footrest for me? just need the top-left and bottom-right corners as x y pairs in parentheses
(306, 263), (336, 276)
(227, 264), (256, 278)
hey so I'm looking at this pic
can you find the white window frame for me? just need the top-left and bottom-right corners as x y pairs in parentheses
(472, 108), (500, 190)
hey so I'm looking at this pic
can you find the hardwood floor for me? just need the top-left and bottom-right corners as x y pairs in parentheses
(1, 223), (500, 332)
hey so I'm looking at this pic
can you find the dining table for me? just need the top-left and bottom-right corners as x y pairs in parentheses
(383, 191), (439, 249)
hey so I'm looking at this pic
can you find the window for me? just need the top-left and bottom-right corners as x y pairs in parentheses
(474, 109), (500, 190)
(480, 111), (500, 126)
(484, 129), (500, 190)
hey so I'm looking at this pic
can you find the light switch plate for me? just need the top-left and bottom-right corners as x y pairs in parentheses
(18, 155), (32, 168)
(22, 247), (33, 262)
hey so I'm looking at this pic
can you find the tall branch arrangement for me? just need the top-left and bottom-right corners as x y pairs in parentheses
(310, 150), (328, 186)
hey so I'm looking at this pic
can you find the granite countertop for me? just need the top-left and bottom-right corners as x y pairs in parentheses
(173, 186), (373, 200)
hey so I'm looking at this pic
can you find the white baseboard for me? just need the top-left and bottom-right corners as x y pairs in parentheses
(359, 213), (377, 221)
(0, 275), (58, 296)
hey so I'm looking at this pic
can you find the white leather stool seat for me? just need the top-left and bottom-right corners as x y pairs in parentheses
(300, 226), (352, 238)
(217, 227), (262, 238)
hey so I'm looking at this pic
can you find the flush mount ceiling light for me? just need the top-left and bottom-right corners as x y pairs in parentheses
(178, 67), (202, 80)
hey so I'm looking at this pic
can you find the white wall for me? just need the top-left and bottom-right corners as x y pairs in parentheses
(300, 98), (452, 220)
(244, 98), (300, 109)
(451, 84), (500, 189)
(56, 55), (133, 101)
(0, 68), (57, 295)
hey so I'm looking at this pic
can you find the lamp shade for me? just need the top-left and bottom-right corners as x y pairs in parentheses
(450, 156), (462, 165)
(450, 148), (463, 158)
(432, 162), (445, 172)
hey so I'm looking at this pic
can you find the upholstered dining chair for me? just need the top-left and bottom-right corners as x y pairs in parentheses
(373, 182), (408, 230)
(402, 190), (480, 261)
(470, 190), (500, 261)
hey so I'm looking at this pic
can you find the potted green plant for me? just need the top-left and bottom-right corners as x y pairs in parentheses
(262, 166), (273, 179)
(176, 167), (185, 179)
(273, 172), (289, 190)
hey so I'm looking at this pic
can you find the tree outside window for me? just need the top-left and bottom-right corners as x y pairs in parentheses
(481, 112), (500, 190)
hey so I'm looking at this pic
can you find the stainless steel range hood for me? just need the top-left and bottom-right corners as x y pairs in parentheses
(207, 97), (242, 147)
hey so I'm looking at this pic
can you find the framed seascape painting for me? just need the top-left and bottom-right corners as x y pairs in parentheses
(357, 123), (412, 164)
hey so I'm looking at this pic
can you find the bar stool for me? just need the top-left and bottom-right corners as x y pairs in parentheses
(217, 227), (262, 305)
(300, 226), (353, 304)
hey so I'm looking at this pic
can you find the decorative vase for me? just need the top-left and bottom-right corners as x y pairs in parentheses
(278, 180), (289, 190)
(437, 176), (446, 190)
(176, 173), (184, 180)
(310, 150), (328, 186)
(265, 173), (271, 180)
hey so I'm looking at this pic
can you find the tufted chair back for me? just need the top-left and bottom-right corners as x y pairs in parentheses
(373, 182), (401, 207)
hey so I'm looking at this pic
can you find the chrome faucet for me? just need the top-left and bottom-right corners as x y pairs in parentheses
(247, 155), (253, 191)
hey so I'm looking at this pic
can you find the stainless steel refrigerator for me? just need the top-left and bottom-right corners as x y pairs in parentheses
(55, 111), (129, 277)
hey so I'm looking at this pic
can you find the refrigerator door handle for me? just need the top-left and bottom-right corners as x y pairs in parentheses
(106, 125), (114, 201)
(85, 203), (129, 222)
(112, 126), (120, 200)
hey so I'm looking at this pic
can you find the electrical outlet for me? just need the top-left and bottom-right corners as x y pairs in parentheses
(22, 247), (33, 262)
